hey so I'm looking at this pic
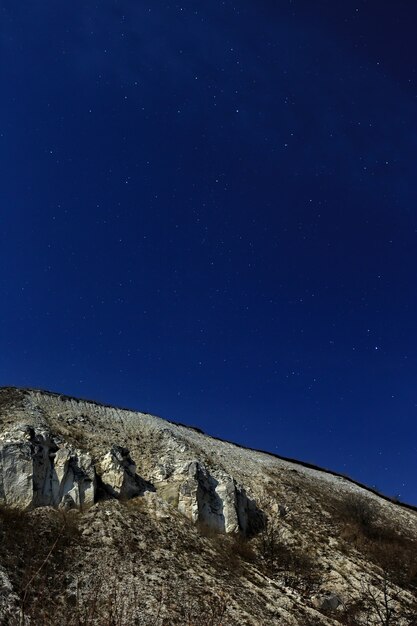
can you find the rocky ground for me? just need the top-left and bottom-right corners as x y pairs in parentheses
(0, 386), (416, 625)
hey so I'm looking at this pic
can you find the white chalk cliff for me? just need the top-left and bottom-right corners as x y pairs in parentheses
(0, 421), (262, 537)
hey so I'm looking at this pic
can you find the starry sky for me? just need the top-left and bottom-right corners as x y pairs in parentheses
(1, 1), (417, 503)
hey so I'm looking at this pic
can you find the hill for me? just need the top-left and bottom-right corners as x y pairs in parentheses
(0, 386), (416, 625)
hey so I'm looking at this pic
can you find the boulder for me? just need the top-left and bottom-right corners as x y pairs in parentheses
(312, 592), (342, 612)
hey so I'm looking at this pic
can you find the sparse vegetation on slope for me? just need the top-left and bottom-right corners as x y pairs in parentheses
(1, 388), (417, 625)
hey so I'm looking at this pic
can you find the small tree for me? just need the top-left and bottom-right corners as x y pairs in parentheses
(339, 571), (417, 626)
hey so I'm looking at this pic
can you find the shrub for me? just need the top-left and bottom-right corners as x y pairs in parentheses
(333, 493), (417, 588)
(230, 535), (257, 563)
(255, 513), (323, 594)
(337, 493), (379, 537)
(0, 505), (82, 622)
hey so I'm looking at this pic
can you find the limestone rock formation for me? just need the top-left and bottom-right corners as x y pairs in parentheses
(96, 445), (145, 499)
(0, 425), (96, 509)
(0, 433), (33, 509)
(174, 460), (263, 534)
(0, 413), (262, 537)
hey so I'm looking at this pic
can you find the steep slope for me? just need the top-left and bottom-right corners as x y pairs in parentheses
(0, 386), (416, 625)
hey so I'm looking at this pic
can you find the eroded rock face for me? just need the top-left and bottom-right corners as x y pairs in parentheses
(0, 421), (263, 537)
(55, 450), (96, 509)
(96, 445), (145, 499)
(0, 438), (33, 509)
(0, 426), (95, 509)
(176, 461), (264, 535)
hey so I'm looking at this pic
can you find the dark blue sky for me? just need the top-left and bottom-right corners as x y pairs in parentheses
(1, 1), (417, 502)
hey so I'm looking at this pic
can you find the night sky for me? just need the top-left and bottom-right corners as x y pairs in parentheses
(1, 2), (417, 503)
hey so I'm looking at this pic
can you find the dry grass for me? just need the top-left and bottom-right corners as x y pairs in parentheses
(333, 494), (417, 590)
(1, 470), (416, 625)
(0, 387), (25, 413)
(0, 503), (235, 625)
(0, 505), (82, 621)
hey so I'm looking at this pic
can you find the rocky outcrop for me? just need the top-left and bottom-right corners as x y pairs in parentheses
(0, 436), (33, 509)
(96, 445), (146, 499)
(0, 428), (149, 509)
(0, 426), (96, 509)
(0, 422), (262, 536)
(169, 460), (264, 535)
